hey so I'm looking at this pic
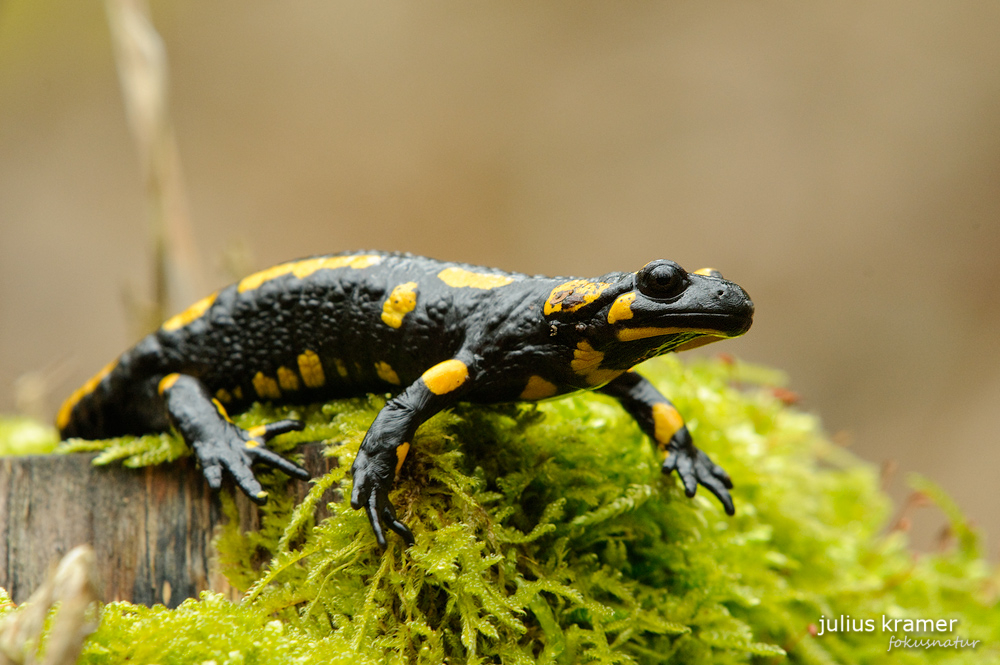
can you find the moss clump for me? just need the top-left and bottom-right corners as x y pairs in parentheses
(8, 357), (1000, 663)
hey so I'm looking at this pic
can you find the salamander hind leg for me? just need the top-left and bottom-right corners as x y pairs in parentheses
(158, 373), (310, 502)
(350, 357), (474, 548)
(600, 372), (735, 515)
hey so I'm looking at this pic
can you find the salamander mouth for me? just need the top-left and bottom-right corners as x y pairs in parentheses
(615, 311), (753, 343)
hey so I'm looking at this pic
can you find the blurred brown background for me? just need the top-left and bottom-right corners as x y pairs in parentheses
(2, 2), (998, 553)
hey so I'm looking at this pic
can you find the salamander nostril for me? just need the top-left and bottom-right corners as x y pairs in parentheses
(716, 289), (725, 297)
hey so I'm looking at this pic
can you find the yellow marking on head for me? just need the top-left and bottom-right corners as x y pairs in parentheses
(652, 402), (685, 448)
(57, 360), (118, 430)
(395, 441), (411, 477)
(237, 254), (383, 293)
(247, 425), (268, 439)
(297, 350), (326, 388)
(421, 359), (469, 395)
(437, 266), (514, 290)
(616, 326), (687, 342)
(544, 280), (611, 316)
(693, 267), (719, 277)
(252, 372), (282, 400)
(161, 292), (218, 332)
(333, 357), (349, 379)
(277, 366), (301, 391)
(215, 389), (233, 403)
(570, 341), (624, 386)
(157, 372), (180, 395)
(375, 361), (401, 385)
(607, 292), (636, 324)
(520, 375), (558, 400)
(381, 281), (418, 328)
(212, 398), (232, 422)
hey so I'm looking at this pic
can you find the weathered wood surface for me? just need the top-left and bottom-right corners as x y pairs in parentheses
(0, 443), (336, 607)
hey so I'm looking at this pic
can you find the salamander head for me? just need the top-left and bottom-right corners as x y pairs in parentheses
(544, 259), (754, 356)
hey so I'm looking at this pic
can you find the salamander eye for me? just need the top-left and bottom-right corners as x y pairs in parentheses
(636, 260), (687, 299)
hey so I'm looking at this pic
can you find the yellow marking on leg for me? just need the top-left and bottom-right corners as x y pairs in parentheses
(381, 281), (418, 328)
(394, 441), (411, 477)
(375, 361), (401, 385)
(252, 372), (282, 400)
(333, 357), (349, 379)
(161, 292), (218, 331)
(277, 366), (301, 391)
(237, 254), (383, 293)
(607, 292), (636, 324)
(247, 425), (268, 439)
(57, 360), (118, 430)
(520, 375), (558, 400)
(437, 266), (514, 290)
(297, 350), (326, 388)
(652, 402), (685, 449)
(212, 398), (232, 422)
(544, 280), (611, 316)
(215, 388), (232, 403)
(157, 372), (180, 395)
(421, 359), (469, 395)
(570, 341), (623, 387)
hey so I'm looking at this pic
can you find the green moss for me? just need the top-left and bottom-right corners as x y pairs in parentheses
(15, 357), (1000, 662)
(0, 416), (59, 456)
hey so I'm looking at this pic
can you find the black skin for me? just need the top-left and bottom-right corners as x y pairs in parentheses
(58, 251), (754, 547)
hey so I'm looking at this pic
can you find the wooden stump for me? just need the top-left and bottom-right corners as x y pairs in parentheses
(0, 443), (336, 608)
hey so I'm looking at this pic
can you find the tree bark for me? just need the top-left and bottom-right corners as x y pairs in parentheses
(0, 443), (335, 608)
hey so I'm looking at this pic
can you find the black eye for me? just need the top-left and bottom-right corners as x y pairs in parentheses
(636, 260), (687, 299)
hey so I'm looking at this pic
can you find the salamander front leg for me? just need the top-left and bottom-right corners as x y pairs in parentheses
(350, 358), (472, 547)
(600, 371), (735, 515)
(158, 373), (309, 502)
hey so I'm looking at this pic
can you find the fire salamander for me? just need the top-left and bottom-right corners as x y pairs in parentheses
(58, 252), (753, 547)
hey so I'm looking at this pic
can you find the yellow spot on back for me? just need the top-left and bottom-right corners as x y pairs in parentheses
(381, 281), (418, 328)
(297, 350), (326, 388)
(437, 266), (514, 290)
(57, 360), (118, 430)
(520, 375), (558, 400)
(161, 292), (218, 331)
(544, 280), (611, 316)
(375, 361), (401, 385)
(212, 398), (232, 422)
(421, 359), (469, 395)
(395, 441), (410, 477)
(237, 254), (383, 293)
(570, 341), (623, 387)
(157, 372), (180, 395)
(607, 292), (636, 324)
(277, 366), (301, 391)
(216, 389), (232, 403)
(652, 402), (685, 448)
(252, 372), (281, 400)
